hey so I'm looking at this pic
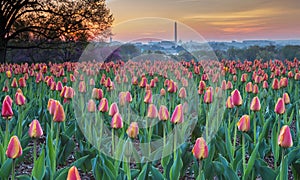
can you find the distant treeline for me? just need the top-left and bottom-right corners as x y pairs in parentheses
(213, 45), (300, 62)
(5, 41), (300, 63)
(5, 41), (88, 63)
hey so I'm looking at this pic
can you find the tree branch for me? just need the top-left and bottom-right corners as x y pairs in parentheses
(7, 25), (61, 41)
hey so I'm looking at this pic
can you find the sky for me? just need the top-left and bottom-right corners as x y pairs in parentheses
(106, 0), (300, 42)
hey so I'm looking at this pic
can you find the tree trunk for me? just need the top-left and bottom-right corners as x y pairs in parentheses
(0, 37), (7, 63)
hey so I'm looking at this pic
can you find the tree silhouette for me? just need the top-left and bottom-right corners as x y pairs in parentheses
(0, 0), (114, 63)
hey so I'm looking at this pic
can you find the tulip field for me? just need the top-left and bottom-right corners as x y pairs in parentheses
(0, 58), (300, 180)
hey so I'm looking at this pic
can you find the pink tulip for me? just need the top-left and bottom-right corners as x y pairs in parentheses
(278, 125), (293, 148)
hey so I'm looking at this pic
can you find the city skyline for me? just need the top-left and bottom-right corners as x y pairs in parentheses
(107, 0), (300, 41)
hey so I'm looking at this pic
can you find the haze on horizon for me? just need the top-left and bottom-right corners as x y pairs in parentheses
(107, 0), (300, 42)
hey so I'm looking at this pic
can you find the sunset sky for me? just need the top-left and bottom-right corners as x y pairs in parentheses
(107, 0), (300, 42)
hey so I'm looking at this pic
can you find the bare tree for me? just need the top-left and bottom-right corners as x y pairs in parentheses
(0, 0), (114, 63)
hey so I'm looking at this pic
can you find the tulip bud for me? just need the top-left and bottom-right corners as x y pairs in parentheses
(105, 77), (113, 88)
(139, 77), (147, 88)
(126, 122), (139, 139)
(226, 81), (233, 90)
(226, 96), (234, 109)
(2, 85), (9, 92)
(252, 84), (259, 94)
(288, 71), (294, 78)
(279, 77), (288, 88)
(87, 99), (96, 112)
(245, 82), (253, 93)
(198, 80), (206, 91)
(295, 73), (300, 80)
(274, 98), (285, 114)
(98, 98), (109, 113)
(50, 81), (56, 91)
(278, 125), (293, 148)
(170, 104), (184, 124)
(254, 76), (261, 84)
(4, 95), (13, 106)
(2, 96), (13, 119)
(203, 88), (213, 104)
(262, 81), (268, 89)
(237, 115), (250, 132)
(149, 79), (156, 88)
(272, 78), (280, 90)
(282, 93), (290, 104)
(28, 119), (43, 138)
(192, 137), (208, 160)
(144, 90), (152, 104)
(47, 99), (57, 115)
(111, 113), (123, 129)
(167, 80), (177, 93)
(123, 75), (128, 83)
(221, 80), (227, 90)
(131, 76), (138, 85)
(11, 77), (18, 88)
(250, 96), (261, 111)
(67, 166), (81, 180)
(56, 81), (63, 91)
(233, 75), (237, 82)
(241, 73), (248, 82)
(89, 78), (95, 86)
(183, 102), (189, 114)
(18, 77), (26, 87)
(6, 70), (12, 78)
(53, 102), (65, 122)
(231, 89), (243, 106)
(70, 74), (76, 82)
(15, 92), (26, 106)
(198, 89), (204, 95)
(92, 88), (103, 100)
(147, 104), (158, 119)
(6, 136), (22, 159)
(125, 91), (132, 103)
(109, 102), (119, 116)
(160, 88), (166, 96)
(78, 81), (86, 93)
(158, 105), (169, 121)
(64, 87), (75, 99)
(119, 91), (132, 106)
(178, 87), (187, 99)
(182, 78), (188, 87)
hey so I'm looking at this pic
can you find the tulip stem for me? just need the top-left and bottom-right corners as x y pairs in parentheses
(163, 121), (166, 148)
(17, 106), (22, 138)
(253, 112), (257, 145)
(126, 156), (131, 180)
(233, 125), (237, 158)
(11, 159), (15, 180)
(173, 125), (177, 160)
(275, 115), (281, 169)
(4, 120), (9, 150)
(33, 139), (37, 164)
(228, 110), (231, 131)
(280, 148), (285, 180)
(55, 123), (60, 153)
(197, 160), (203, 180)
(169, 94), (172, 115)
(111, 129), (115, 156)
(51, 119), (54, 137)
(148, 117), (152, 157)
(99, 114), (103, 150)
(233, 107), (239, 158)
(205, 104), (209, 140)
(127, 105), (130, 125)
(242, 133), (246, 178)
